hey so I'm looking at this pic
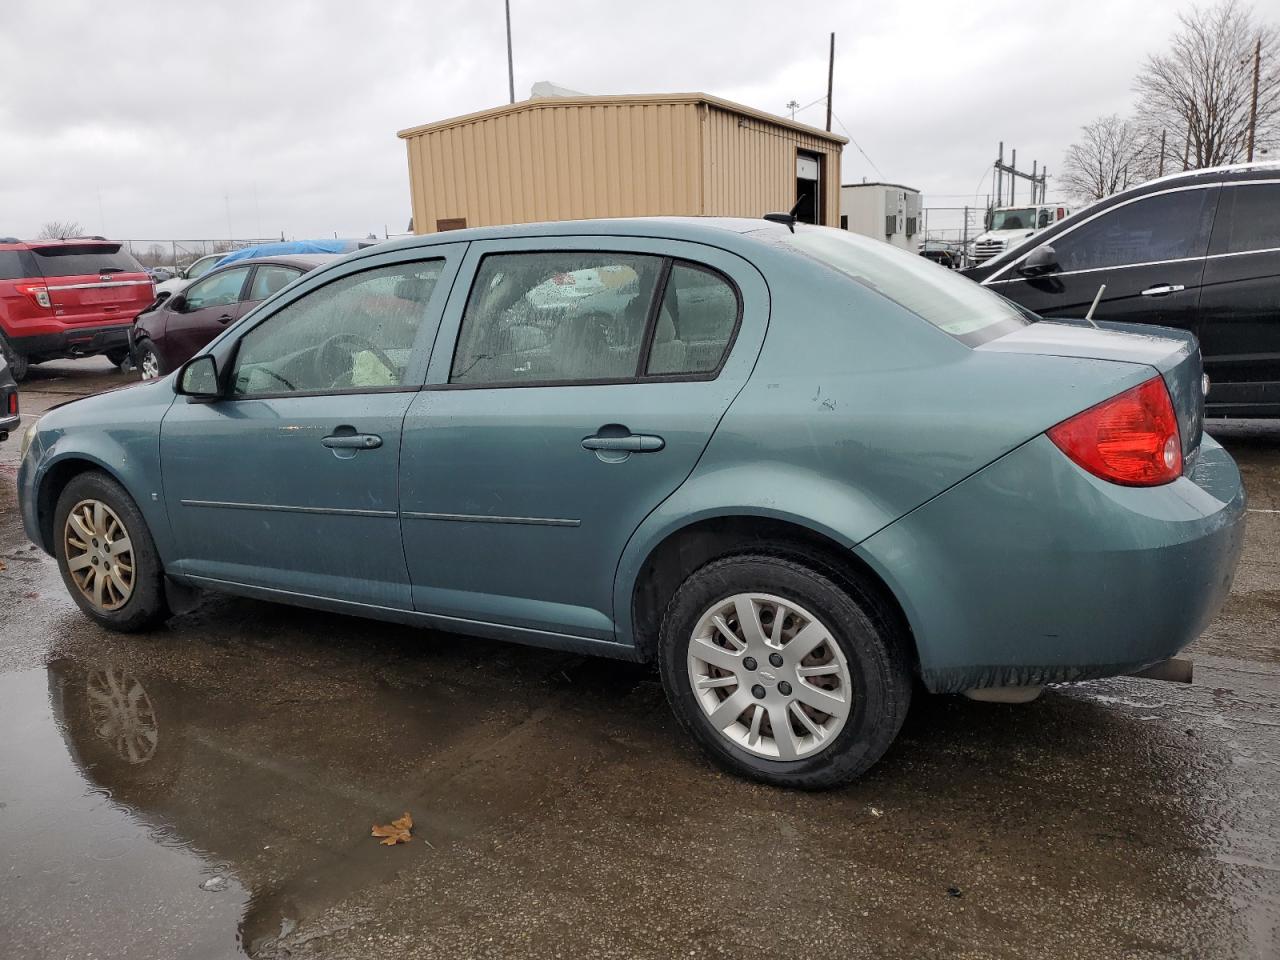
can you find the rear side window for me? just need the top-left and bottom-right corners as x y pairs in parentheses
(450, 252), (665, 385)
(29, 243), (144, 278)
(774, 227), (1028, 344)
(248, 265), (302, 301)
(647, 263), (740, 376)
(0, 250), (34, 281)
(1210, 183), (1280, 255)
(1052, 188), (1215, 271)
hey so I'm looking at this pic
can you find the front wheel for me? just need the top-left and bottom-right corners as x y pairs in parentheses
(53, 471), (170, 632)
(659, 554), (912, 789)
(134, 340), (163, 380)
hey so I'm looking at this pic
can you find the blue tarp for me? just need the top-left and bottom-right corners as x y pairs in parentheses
(213, 239), (368, 268)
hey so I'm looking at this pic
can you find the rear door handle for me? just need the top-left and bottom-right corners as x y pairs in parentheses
(1140, 284), (1185, 297)
(581, 434), (665, 453)
(322, 433), (382, 450)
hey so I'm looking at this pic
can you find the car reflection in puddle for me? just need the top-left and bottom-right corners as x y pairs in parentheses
(3, 641), (647, 958)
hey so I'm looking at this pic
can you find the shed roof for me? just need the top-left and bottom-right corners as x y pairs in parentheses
(397, 92), (848, 145)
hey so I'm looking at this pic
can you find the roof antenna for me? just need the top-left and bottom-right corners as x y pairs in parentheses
(763, 195), (806, 233)
(1084, 283), (1105, 328)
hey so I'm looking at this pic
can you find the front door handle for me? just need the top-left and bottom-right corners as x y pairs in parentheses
(216, 313), (236, 324)
(581, 434), (665, 453)
(1140, 284), (1186, 297)
(322, 433), (382, 450)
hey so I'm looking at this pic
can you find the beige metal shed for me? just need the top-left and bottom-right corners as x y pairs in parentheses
(397, 93), (845, 234)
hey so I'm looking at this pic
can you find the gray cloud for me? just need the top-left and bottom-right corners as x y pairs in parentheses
(0, 0), (1190, 241)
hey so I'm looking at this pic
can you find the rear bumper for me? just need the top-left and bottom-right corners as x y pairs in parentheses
(856, 433), (1246, 693)
(9, 324), (132, 358)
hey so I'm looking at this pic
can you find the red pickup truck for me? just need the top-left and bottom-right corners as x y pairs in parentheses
(0, 237), (155, 380)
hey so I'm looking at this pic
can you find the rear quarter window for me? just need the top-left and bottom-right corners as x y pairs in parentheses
(30, 244), (145, 278)
(0, 250), (36, 281)
(770, 226), (1029, 345)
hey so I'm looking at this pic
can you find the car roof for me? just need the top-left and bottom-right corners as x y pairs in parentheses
(355, 217), (790, 261)
(207, 253), (341, 272)
(0, 237), (122, 250)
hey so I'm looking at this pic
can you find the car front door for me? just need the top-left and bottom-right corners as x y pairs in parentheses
(398, 238), (767, 643)
(1197, 179), (1280, 414)
(159, 249), (463, 608)
(164, 266), (253, 366)
(985, 185), (1218, 336)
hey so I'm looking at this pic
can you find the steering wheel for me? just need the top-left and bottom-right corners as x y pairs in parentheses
(314, 333), (398, 389)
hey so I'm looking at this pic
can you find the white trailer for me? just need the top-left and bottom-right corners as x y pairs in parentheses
(840, 182), (922, 253)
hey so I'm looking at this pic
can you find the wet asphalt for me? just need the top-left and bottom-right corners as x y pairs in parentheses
(0, 358), (1277, 960)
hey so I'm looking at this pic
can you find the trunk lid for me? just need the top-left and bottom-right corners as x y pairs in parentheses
(977, 319), (1204, 463)
(31, 242), (154, 325)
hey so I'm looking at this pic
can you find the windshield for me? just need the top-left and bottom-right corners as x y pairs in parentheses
(989, 208), (1037, 231)
(771, 226), (1029, 345)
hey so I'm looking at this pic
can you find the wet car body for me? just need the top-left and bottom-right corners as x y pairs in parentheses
(16, 217), (1246, 786)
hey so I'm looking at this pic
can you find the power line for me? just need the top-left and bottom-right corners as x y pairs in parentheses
(829, 109), (883, 178)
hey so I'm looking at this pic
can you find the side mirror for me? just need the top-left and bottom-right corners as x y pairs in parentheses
(168, 294), (188, 313)
(175, 355), (221, 399)
(1018, 244), (1059, 278)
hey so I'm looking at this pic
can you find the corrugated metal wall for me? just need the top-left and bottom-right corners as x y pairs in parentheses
(402, 98), (843, 233)
(698, 104), (842, 226)
(404, 101), (702, 232)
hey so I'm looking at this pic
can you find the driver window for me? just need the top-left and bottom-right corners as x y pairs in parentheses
(230, 259), (444, 397)
(184, 267), (250, 311)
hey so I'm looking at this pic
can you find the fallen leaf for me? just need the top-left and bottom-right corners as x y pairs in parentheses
(372, 811), (413, 846)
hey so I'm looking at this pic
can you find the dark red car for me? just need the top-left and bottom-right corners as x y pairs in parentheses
(130, 254), (338, 379)
(0, 238), (155, 380)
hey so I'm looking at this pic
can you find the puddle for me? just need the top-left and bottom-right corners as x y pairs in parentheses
(0, 667), (248, 958)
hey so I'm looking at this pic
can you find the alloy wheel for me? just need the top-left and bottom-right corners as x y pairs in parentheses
(686, 592), (852, 760)
(139, 348), (160, 381)
(86, 667), (158, 764)
(63, 499), (135, 611)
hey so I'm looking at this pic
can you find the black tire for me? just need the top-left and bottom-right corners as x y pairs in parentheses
(53, 471), (169, 632)
(133, 339), (163, 380)
(658, 554), (912, 790)
(1, 332), (29, 381)
(104, 347), (131, 369)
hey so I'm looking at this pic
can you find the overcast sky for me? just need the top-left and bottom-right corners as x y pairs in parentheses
(0, 0), (1195, 243)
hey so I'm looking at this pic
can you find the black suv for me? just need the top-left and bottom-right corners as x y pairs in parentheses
(964, 162), (1280, 418)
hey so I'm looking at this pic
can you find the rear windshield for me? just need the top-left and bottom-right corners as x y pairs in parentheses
(770, 227), (1029, 345)
(29, 244), (144, 278)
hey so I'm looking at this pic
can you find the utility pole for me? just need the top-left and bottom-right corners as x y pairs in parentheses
(1010, 148), (1017, 204)
(825, 32), (835, 132)
(996, 142), (1003, 210)
(786, 100), (800, 119)
(1247, 36), (1261, 162)
(505, 0), (515, 104)
(1158, 128), (1167, 177)
(992, 142), (1045, 206)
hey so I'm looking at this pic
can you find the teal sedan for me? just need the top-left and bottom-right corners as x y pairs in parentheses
(16, 218), (1245, 789)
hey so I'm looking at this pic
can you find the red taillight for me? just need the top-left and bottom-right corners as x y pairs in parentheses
(6, 392), (16, 416)
(1047, 376), (1183, 486)
(16, 284), (51, 309)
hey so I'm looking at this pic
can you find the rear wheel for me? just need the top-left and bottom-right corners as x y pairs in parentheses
(1, 333), (29, 381)
(658, 554), (912, 789)
(53, 472), (169, 632)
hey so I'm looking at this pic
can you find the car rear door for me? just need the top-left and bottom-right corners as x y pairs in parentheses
(984, 185), (1217, 337)
(1196, 178), (1280, 415)
(397, 237), (768, 643)
(32, 243), (154, 327)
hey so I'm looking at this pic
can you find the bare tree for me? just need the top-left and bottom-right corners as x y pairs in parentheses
(1060, 115), (1157, 202)
(1135, 0), (1279, 168)
(36, 220), (86, 240)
